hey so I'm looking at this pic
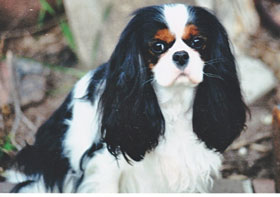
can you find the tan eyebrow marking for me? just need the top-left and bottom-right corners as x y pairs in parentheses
(154, 29), (175, 43)
(182, 24), (199, 40)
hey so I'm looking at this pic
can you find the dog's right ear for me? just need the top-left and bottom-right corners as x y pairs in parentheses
(99, 6), (166, 162)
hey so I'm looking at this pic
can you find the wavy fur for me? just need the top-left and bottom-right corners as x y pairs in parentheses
(7, 4), (248, 193)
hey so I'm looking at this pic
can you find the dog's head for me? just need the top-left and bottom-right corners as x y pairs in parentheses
(100, 4), (248, 161)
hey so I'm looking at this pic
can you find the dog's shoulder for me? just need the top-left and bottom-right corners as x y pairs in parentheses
(9, 64), (108, 192)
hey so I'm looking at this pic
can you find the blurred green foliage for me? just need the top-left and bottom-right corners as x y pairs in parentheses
(91, 3), (113, 66)
(38, 0), (76, 52)
(0, 135), (16, 159)
(59, 20), (76, 52)
(38, 0), (56, 27)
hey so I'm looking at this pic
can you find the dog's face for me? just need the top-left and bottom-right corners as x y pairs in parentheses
(150, 26), (205, 87)
(146, 5), (205, 87)
(125, 4), (224, 88)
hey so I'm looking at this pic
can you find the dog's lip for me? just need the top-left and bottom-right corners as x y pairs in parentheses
(176, 72), (187, 78)
(179, 73), (186, 76)
(175, 72), (200, 85)
(173, 72), (189, 84)
(175, 72), (188, 80)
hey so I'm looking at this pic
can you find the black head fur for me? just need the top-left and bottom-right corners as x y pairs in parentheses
(99, 6), (166, 162)
(189, 6), (249, 152)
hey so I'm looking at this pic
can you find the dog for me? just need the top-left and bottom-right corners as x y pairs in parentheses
(7, 3), (248, 193)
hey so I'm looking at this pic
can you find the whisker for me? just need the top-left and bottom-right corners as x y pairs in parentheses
(203, 72), (224, 80)
(204, 61), (220, 65)
(205, 58), (228, 64)
(142, 78), (154, 86)
(204, 58), (231, 66)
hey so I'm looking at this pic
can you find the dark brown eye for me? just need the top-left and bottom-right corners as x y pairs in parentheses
(151, 42), (166, 54)
(191, 37), (205, 49)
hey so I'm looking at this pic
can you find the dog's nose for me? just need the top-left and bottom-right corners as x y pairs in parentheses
(172, 51), (189, 70)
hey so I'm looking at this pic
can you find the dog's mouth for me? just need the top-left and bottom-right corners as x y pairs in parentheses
(174, 72), (200, 86)
(153, 68), (203, 88)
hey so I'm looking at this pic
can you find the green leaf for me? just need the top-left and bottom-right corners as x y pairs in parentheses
(102, 4), (113, 22)
(56, 0), (63, 7)
(59, 20), (76, 52)
(3, 137), (15, 152)
(3, 142), (13, 151)
(40, 0), (56, 15)
(37, 9), (46, 27)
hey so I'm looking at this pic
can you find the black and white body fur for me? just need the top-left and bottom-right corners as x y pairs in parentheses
(7, 4), (248, 193)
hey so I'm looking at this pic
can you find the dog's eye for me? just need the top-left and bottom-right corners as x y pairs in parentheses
(151, 42), (166, 54)
(191, 37), (205, 49)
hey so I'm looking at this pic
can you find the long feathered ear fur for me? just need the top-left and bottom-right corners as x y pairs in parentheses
(99, 7), (165, 162)
(192, 7), (248, 152)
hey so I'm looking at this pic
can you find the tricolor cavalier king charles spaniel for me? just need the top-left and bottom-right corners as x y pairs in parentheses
(7, 3), (248, 193)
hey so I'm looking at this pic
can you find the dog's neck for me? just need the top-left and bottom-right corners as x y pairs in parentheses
(153, 83), (195, 122)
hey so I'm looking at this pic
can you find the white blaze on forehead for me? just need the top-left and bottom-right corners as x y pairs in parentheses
(163, 4), (189, 38)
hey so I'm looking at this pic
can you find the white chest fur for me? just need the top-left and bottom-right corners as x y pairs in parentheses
(119, 85), (222, 193)
(63, 76), (222, 193)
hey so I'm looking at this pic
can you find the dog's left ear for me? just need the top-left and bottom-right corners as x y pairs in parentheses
(192, 8), (249, 152)
(100, 7), (165, 162)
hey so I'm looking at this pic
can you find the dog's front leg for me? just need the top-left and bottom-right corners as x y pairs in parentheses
(76, 149), (123, 193)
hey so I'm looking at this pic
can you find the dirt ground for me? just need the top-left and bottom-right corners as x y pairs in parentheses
(223, 92), (275, 180)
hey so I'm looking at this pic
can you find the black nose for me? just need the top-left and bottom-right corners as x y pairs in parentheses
(172, 51), (189, 70)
